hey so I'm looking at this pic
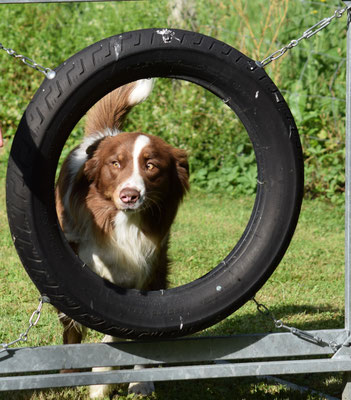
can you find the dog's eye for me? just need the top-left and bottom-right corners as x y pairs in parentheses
(112, 161), (121, 168)
(146, 162), (155, 171)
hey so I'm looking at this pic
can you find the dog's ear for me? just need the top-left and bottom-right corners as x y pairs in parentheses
(84, 156), (99, 183)
(84, 141), (102, 182)
(86, 138), (103, 159)
(172, 147), (189, 195)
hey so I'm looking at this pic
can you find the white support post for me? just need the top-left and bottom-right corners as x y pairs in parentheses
(344, 0), (351, 335)
(342, 2), (351, 399)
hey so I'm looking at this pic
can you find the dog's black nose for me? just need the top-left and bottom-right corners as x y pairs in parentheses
(119, 188), (140, 204)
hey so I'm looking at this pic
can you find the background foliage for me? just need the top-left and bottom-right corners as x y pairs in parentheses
(0, 0), (348, 202)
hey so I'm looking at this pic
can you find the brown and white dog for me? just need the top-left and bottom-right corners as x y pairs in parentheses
(55, 79), (189, 398)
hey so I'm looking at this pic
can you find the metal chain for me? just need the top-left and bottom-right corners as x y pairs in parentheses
(0, 42), (56, 80)
(1, 6), (349, 76)
(0, 296), (50, 353)
(257, 4), (351, 68)
(252, 297), (341, 352)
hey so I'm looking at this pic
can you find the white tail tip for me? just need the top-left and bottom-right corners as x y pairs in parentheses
(129, 79), (154, 106)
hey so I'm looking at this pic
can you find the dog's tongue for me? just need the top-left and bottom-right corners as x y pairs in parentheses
(0, 126), (3, 147)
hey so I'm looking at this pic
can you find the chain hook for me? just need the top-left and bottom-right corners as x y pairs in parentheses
(0, 296), (50, 353)
(252, 297), (342, 351)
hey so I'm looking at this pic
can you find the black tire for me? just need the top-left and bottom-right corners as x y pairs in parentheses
(6, 29), (303, 339)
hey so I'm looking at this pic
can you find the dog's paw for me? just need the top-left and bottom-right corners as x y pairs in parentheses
(89, 366), (114, 399)
(128, 381), (155, 396)
(89, 383), (113, 399)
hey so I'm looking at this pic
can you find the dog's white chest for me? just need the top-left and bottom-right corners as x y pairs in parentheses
(78, 211), (157, 289)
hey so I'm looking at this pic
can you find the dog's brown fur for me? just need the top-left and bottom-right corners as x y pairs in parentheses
(55, 81), (189, 350)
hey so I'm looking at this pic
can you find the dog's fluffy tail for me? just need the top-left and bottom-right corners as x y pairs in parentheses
(84, 79), (154, 135)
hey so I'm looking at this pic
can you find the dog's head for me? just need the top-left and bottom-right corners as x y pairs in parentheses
(84, 132), (189, 213)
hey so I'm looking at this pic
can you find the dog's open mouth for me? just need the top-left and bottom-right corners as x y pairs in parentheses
(119, 200), (145, 212)
(122, 206), (140, 213)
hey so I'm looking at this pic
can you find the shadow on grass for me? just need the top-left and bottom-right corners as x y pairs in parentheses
(0, 378), (330, 400)
(153, 377), (335, 400)
(203, 303), (344, 336)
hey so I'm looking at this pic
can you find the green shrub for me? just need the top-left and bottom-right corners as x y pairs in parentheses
(0, 0), (348, 202)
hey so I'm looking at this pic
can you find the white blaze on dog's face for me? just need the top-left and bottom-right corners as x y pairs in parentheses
(84, 131), (189, 212)
(115, 134), (150, 210)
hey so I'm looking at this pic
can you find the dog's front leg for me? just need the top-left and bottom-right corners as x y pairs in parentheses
(89, 336), (155, 398)
(89, 335), (116, 399)
(128, 364), (155, 396)
(58, 311), (87, 374)
(58, 311), (87, 345)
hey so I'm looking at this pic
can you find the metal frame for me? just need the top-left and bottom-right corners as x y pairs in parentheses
(1, 1), (351, 397)
(1, 329), (351, 391)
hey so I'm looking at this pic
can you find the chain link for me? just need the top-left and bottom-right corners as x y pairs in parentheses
(0, 42), (56, 80)
(252, 298), (340, 352)
(0, 296), (50, 353)
(257, 5), (351, 68)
